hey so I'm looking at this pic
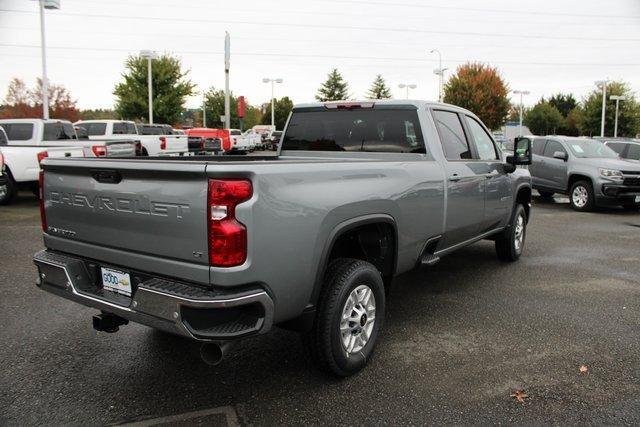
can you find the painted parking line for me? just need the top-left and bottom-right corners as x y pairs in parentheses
(119, 406), (240, 427)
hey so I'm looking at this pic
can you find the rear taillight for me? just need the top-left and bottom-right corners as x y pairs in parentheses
(92, 145), (108, 157)
(160, 136), (167, 150)
(39, 170), (46, 232)
(37, 151), (48, 165)
(207, 179), (252, 267)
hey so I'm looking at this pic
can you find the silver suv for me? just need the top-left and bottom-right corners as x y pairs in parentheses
(528, 136), (640, 211)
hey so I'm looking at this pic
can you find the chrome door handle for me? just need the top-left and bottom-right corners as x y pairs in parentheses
(449, 175), (461, 182)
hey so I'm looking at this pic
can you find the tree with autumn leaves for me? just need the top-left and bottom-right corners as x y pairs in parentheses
(443, 62), (510, 130)
(0, 77), (80, 122)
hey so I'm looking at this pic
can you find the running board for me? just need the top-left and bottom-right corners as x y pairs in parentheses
(421, 254), (440, 266)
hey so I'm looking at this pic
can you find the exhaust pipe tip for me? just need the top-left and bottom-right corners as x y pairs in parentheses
(200, 342), (230, 366)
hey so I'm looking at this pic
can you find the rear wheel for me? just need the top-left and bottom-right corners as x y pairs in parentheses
(569, 180), (595, 211)
(0, 171), (17, 205)
(495, 204), (527, 262)
(303, 258), (385, 377)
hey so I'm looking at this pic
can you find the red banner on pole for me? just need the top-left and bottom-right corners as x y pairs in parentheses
(237, 96), (246, 118)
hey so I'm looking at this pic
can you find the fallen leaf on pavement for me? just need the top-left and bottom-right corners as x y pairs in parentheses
(579, 365), (588, 374)
(510, 390), (528, 404)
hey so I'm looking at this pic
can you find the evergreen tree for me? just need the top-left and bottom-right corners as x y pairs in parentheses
(366, 74), (392, 99)
(315, 69), (350, 102)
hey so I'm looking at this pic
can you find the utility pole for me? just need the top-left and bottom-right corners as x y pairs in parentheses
(595, 80), (608, 137)
(224, 32), (231, 130)
(38, 0), (60, 119)
(512, 90), (530, 137)
(429, 49), (446, 102)
(202, 96), (207, 128)
(262, 78), (283, 126)
(610, 95), (626, 138)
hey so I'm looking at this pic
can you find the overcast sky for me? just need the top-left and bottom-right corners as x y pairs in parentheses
(1, 0), (639, 110)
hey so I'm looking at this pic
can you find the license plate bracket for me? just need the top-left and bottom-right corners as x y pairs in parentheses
(100, 267), (132, 296)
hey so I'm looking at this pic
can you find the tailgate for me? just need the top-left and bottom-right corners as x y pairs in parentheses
(167, 135), (188, 153)
(42, 159), (208, 265)
(104, 140), (136, 157)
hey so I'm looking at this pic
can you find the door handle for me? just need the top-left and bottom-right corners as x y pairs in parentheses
(449, 174), (462, 182)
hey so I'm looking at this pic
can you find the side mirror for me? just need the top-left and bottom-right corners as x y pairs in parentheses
(506, 137), (532, 167)
(553, 151), (568, 161)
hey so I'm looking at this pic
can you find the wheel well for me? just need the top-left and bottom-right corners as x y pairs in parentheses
(515, 187), (531, 221)
(568, 174), (592, 192)
(327, 222), (396, 287)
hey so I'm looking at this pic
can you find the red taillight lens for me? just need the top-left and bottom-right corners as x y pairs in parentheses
(207, 179), (252, 267)
(37, 151), (48, 165)
(91, 145), (107, 157)
(160, 136), (167, 150)
(39, 170), (46, 232)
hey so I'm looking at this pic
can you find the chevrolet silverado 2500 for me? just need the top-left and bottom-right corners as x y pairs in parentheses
(33, 101), (532, 376)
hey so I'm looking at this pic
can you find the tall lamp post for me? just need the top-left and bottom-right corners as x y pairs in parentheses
(429, 49), (446, 102)
(512, 90), (530, 137)
(140, 50), (157, 124)
(610, 95), (626, 138)
(262, 78), (283, 126)
(595, 80), (608, 137)
(37, 0), (60, 120)
(202, 95), (207, 128)
(398, 83), (417, 99)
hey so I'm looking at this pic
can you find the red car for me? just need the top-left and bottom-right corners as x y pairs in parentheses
(186, 128), (230, 154)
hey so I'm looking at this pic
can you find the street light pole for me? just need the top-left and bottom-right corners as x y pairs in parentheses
(429, 49), (446, 102)
(398, 83), (417, 99)
(140, 50), (157, 124)
(262, 78), (283, 127)
(224, 32), (230, 130)
(202, 96), (207, 128)
(595, 80), (608, 137)
(610, 95), (626, 138)
(37, 0), (60, 119)
(512, 90), (530, 137)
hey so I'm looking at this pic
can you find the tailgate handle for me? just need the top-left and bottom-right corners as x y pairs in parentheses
(91, 169), (122, 184)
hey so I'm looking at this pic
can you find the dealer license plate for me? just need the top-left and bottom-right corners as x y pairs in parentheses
(101, 267), (132, 296)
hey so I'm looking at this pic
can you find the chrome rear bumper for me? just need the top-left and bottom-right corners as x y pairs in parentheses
(33, 249), (274, 341)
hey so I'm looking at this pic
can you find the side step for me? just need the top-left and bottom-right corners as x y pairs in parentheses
(421, 254), (440, 266)
(420, 236), (441, 266)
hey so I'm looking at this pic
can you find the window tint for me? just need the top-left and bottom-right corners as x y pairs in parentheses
(281, 109), (426, 153)
(542, 140), (566, 158)
(626, 144), (640, 160)
(113, 122), (127, 134)
(532, 138), (546, 155)
(230, 130), (241, 135)
(139, 125), (163, 135)
(0, 129), (7, 145)
(43, 123), (77, 140)
(466, 116), (498, 160)
(126, 123), (138, 134)
(606, 142), (626, 155)
(0, 123), (34, 141)
(80, 122), (107, 136)
(432, 110), (471, 160)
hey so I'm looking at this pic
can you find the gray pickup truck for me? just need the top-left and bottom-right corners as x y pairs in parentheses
(529, 136), (640, 211)
(33, 100), (532, 376)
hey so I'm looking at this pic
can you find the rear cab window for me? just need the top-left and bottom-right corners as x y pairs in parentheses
(79, 122), (107, 136)
(0, 123), (34, 141)
(281, 107), (426, 154)
(532, 138), (547, 156)
(43, 122), (77, 141)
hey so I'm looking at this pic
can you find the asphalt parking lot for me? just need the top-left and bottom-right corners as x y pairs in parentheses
(1, 192), (639, 425)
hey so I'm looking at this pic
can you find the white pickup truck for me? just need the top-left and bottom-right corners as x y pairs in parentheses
(74, 120), (188, 156)
(0, 119), (136, 204)
(227, 129), (255, 153)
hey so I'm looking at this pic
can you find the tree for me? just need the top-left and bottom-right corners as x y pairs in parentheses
(113, 54), (195, 125)
(316, 68), (350, 101)
(366, 74), (392, 99)
(548, 93), (577, 117)
(524, 102), (565, 135)
(577, 81), (640, 137)
(0, 77), (79, 121)
(260, 96), (293, 129)
(79, 109), (117, 120)
(443, 62), (510, 130)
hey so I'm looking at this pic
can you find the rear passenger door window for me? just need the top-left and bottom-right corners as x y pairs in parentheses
(542, 140), (566, 158)
(465, 116), (498, 160)
(432, 110), (472, 160)
(606, 142), (626, 156)
(532, 138), (547, 156)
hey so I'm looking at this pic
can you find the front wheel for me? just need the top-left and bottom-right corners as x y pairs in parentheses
(569, 180), (595, 211)
(495, 204), (527, 262)
(0, 172), (17, 205)
(303, 258), (385, 377)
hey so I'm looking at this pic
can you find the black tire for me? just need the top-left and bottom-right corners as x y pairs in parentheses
(538, 190), (554, 198)
(303, 258), (385, 377)
(495, 204), (527, 262)
(0, 170), (17, 205)
(622, 203), (640, 211)
(569, 180), (595, 212)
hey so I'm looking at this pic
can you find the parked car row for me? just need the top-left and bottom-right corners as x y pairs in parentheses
(525, 135), (640, 211)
